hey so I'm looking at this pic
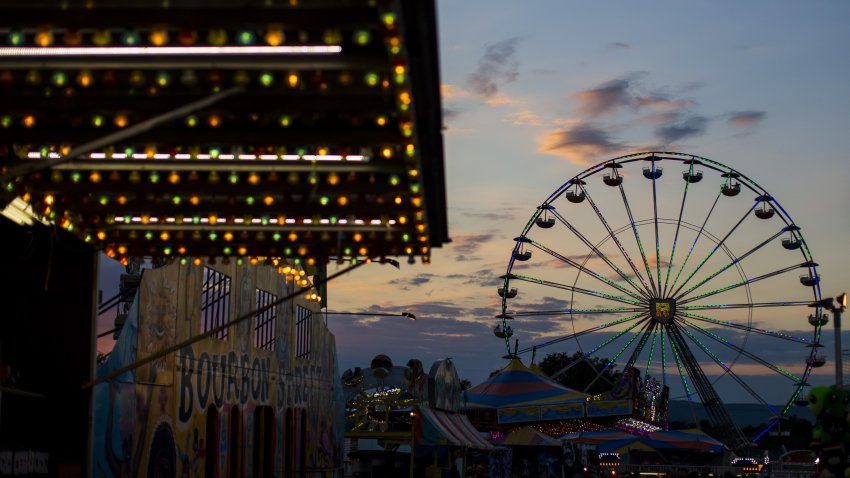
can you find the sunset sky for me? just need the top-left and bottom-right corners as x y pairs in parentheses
(325, 0), (850, 404)
(99, 1), (850, 407)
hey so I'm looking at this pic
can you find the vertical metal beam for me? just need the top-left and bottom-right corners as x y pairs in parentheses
(835, 308), (844, 387)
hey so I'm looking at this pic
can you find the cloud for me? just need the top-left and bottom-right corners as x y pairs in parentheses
(654, 115), (709, 143)
(608, 42), (631, 49)
(388, 273), (435, 290)
(442, 107), (460, 121)
(572, 75), (696, 118)
(538, 122), (629, 164)
(484, 94), (519, 106)
(466, 37), (522, 98)
(440, 84), (469, 100)
(573, 79), (634, 116)
(510, 110), (545, 126)
(636, 96), (696, 111)
(726, 110), (766, 128)
(451, 233), (496, 259)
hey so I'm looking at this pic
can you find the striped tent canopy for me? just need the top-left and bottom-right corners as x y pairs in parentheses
(462, 358), (586, 409)
(496, 427), (561, 447)
(647, 428), (726, 452)
(561, 429), (634, 444)
(565, 428), (725, 453)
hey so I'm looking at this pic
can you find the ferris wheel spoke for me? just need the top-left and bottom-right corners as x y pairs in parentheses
(504, 273), (644, 305)
(677, 323), (777, 410)
(651, 161), (663, 296)
(670, 199), (760, 298)
(518, 312), (646, 354)
(613, 182), (659, 296)
(660, 326), (667, 388)
(668, 191), (721, 295)
(581, 185), (656, 296)
(679, 300), (812, 310)
(679, 263), (803, 304)
(510, 307), (645, 317)
(645, 325), (659, 372)
(662, 160), (695, 297)
(584, 316), (650, 357)
(664, 325), (696, 401)
(666, 323), (749, 448)
(677, 317), (801, 381)
(674, 229), (785, 300)
(528, 239), (646, 302)
(623, 322), (657, 371)
(678, 310), (811, 344)
(549, 209), (650, 298)
(582, 320), (653, 393)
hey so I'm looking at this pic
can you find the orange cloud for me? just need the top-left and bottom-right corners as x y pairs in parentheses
(538, 122), (629, 165)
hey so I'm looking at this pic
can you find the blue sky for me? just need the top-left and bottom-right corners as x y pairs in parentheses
(325, 1), (850, 406)
(98, 1), (850, 408)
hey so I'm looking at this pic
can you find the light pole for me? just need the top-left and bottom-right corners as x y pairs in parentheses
(824, 293), (847, 387)
(322, 310), (416, 324)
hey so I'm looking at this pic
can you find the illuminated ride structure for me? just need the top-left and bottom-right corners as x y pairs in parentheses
(495, 152), (826, 450)
(0, 1), (446, 475)
(0, 0), (448, 265)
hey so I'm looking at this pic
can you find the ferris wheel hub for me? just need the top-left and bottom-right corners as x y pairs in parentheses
(649, 298), (676, 324)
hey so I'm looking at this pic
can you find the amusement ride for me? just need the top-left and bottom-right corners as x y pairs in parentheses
(496, 152), (828, 449)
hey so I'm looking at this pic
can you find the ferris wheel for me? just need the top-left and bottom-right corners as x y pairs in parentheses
(496, 152), (827, 449)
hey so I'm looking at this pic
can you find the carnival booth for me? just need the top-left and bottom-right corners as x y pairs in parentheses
(342, 356), (491, 478)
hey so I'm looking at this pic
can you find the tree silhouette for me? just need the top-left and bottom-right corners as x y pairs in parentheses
(538, 351), (622, 395)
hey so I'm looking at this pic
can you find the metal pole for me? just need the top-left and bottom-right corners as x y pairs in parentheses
(835, 307), (843, 387)
(1, 86), (243, 184)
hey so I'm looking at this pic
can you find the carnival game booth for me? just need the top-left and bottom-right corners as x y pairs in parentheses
(342, 356), (491, 478)
(463, 360), (668, 435)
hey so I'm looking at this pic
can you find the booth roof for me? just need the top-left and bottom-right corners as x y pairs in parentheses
(462, 359), (586, 409)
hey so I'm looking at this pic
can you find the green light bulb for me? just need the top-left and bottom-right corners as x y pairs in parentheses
(122, 31), (140, 46)
(259, 72), (274, 87)
(364, 72), (380, 87)
(185, 115), (197, 127)
(353, 30), (371, 46)
(8, 31), (24, 46)
(92, 115), (104, 127)
(52, 71), (67, 87)
(237, 30), (255, 45)
(155, 72), (170, 87)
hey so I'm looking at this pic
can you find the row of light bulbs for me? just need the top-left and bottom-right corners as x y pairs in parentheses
(31, 171), (418, 200)
(4, 26), (373, 48)
(0, 68), (404, 91)
(16, 145), (407, 161)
